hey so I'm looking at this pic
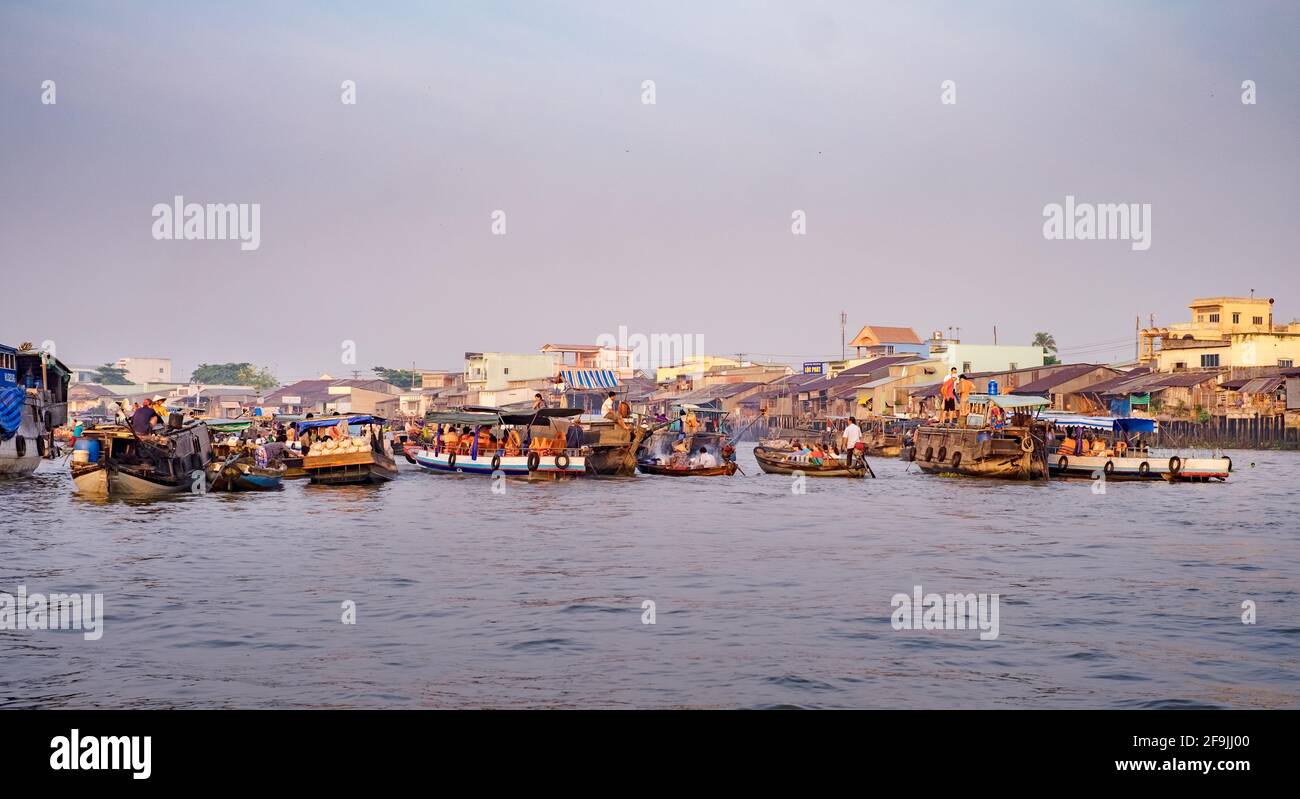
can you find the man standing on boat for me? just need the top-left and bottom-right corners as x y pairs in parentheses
(957, 373), (975, 427)
(842, 416), (862, 467)
(940, 368), (959, 425)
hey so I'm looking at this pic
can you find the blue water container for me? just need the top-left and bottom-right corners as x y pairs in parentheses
(988, 380), (999, 396)
(74, 437), (100, 462)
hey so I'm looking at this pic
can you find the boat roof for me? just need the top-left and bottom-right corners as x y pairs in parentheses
(294, 414), (385, 431)
(970, 393), (1049, 409)
(1040, 413), (1158, 433)
(425, 406), (583, 426)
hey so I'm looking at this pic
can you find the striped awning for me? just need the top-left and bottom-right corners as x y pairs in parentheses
(559, 369), (620, 390)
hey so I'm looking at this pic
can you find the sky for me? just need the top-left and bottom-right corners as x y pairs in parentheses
(2, 0), (1297, 382)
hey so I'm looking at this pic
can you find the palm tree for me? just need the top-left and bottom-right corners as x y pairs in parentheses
(1032, 332), (1057, 353)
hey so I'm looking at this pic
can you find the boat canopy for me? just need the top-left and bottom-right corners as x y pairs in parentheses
(206, 420), (253, 433)
(970, 394), (1049, 409)
(1041, 414), (1158, 434)
(558, 368), (620, 390)
(424, 407), (583, 427)
(294, 414), (385, 432)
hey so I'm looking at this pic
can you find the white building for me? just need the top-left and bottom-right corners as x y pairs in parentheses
(928, 339), (1045, 375)
(115, 356), (172, 384)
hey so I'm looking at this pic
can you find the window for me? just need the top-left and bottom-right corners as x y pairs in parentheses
(962, 361), (971, 373)
(503, 367), (509, 375)
(1009, 363), (1018, 370)
(1254, 316), (1264, 325)
(1197, 314), (1204, 322)
(1232, 313), (1240, 324)
(1200, 354), (1220, 368)
(1208, 313), (1220, 323)
(1280, 359), (1294, 368)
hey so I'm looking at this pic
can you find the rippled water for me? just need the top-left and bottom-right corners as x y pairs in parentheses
(2, 446), (1297, 709)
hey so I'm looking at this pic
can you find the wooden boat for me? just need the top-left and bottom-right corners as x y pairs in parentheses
(636, 429), (738, 477)
(908, 394), (1051, 480)
(207, 456), (286, 491)
(298, 414), (398, 485)
(753, 445), (866, 477)
(637, 460), (737, 477)
(412, 407), (591, 478)
(1040, 414), (1231, 482)
(0, 343), (69, 477)
(71, 420), (214, 498)
(280, 453), (307, 479)
(861, 417), (907, 458)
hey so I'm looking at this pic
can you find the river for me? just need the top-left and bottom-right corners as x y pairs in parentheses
(1, 446), (1297, 708)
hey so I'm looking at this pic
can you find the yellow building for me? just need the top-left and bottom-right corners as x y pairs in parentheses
(1142, 296), (1300, 371)
(655, 355), (741, 383)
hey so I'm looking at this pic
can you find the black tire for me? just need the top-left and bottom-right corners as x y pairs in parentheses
(14, 436), (24, 457)
(1225, 457), (1232, 473)
(905, 446), (916, 462)
(937, 446), (947, 462)
(1058, 456), (1069, 471)
(950, 451), (962, 469)
(526, 451), (541, 471)
(1138, 461), (1150, 477)
(447, 452), (457, 469)
(36, 436), (46, 457)
(490, 454), (502, 470)
(924, 446), (934, 462)
(555, 453), (571, 470)
(1103, 460), (1114, 476)
(1168, 456), (1182, 475)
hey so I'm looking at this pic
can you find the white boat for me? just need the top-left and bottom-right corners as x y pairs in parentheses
(412, 407), (591, 478)
(0, 343), (69, 477)
(1042, 413), (1231, 482)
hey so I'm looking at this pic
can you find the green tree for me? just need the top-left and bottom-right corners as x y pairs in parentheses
(372, 367), (419, 389)
(93, 363), (132, 384)
(191, 362), (278, 391)
(1033, 332), (1059, 365)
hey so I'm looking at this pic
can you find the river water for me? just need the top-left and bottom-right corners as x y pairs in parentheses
(2, 446), (1297, 709)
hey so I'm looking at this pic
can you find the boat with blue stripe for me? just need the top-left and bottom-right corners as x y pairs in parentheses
(412, 407), (591, 479)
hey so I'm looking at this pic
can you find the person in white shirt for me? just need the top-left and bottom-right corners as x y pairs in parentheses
(600, 391), (617, 419)
(842, 416), (863, 466)
(689, 446), (718, 469)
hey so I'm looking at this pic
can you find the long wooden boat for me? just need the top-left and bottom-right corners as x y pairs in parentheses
(71, 421), (214, 498)
(636, 429), (738, 477)
(909, 395), (1053, 480)
(753, 445), (866, 477)
(636, 460), (738, 477)
(298, 414), (398, 485)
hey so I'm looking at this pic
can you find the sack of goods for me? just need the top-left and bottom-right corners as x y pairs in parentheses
(307, 436), (370, 458)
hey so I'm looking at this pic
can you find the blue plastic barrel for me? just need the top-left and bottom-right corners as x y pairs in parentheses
(74, 437), (100, 462)
(988, 380), (1000, 396)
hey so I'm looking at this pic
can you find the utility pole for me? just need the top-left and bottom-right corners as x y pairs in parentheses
(840, 311), (847, 361)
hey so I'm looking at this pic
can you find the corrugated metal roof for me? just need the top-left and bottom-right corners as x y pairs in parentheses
(1010, 364), (1113, 394)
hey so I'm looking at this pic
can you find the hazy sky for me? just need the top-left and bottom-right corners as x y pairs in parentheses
(2, 1), (1297, 382)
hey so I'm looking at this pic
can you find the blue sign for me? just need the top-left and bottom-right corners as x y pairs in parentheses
(802, 362), (824, 375)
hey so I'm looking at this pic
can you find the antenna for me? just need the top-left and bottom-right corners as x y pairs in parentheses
(840, 311), (847, 361)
